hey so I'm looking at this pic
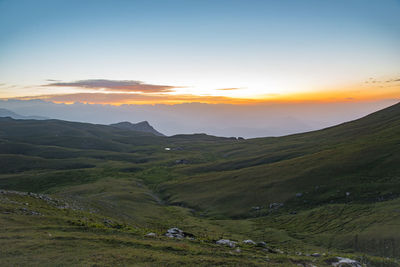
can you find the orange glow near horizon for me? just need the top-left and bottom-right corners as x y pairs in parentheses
(2, 79), (399, 106)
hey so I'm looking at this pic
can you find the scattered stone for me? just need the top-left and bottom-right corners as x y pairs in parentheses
(164, 147), (171, 151)
(103, 219), (114, 226)
(146, 232), (156, 237)
(269, 202), (284, 209)
(19, 207), (41, 216)
(216, 239), (237, 248)
(242, 239), (256, 245)
(330, 257), (362, 267)
(235, 247), (241, 253)
(175, 159), (189, 164)
(346, 192), (351, 197)
(165, 227), (184, 239)
(251, 206), (261, 210)
(296, 193), (303, 197)
(0, 189), (80, 210)
(275, 248), (284, 254)
(311, 253), (321, 257)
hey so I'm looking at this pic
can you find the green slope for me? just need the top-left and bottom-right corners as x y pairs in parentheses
(160, 102), (400, 217)
(0, 103), (399, 265)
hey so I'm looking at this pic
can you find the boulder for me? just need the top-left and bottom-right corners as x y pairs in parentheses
(243, 239), (256, 245)
(175, 159), (189, 164)
(216, 239), (237, 248)
(165, 227), (184, 239)
(331, 257), (362, 267)
(269, 202), (284, 209)
(256, 241), (267, 247)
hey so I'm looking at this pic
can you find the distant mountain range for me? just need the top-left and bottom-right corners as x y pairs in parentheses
(0, 108), (165, 137)
(110, 121), (165, 136)
(0, 108), (48, 120)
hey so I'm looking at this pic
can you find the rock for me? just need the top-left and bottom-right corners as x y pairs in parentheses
(251, 206), (261, 210)
(269, 202), (284, 209)
(146, 232), (156, 237)
(346, 192), (351, 197)
(216, 239), (237, 248)
(175, 159), (189, 164)
(296, 193), (303, 197)
(165, 227), (184, 239)
(311, 253), (321, 257)
(243, 239), (256, 245)
(235, 247), (241, 253)
(331, 257), (362, 267)
(256, 241), (267, 247)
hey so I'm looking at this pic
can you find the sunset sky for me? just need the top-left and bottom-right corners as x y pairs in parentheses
(0, 0), (399, 105)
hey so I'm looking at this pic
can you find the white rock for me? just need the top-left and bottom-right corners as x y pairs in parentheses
(216, 239), (237, 248)
(332, 257), (362, 267)
(243, 239), (256, 245)
(165, 227), (184, 238)
(146, 232), (156, 237)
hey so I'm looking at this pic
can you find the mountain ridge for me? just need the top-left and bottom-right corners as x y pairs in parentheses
(110, 120), (165, 136)
(0, 108), (48, 120)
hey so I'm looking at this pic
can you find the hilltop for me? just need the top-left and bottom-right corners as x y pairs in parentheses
(110, 121), (165, 136)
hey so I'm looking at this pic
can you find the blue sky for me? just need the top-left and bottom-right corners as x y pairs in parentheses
(0, 0), (399, 102)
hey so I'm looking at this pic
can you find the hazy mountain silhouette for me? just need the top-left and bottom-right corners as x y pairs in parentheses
(110, 121), (165, 136)
(0, 108), (48, 120)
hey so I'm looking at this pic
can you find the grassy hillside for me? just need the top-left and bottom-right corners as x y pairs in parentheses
(0, 103), (399, 265)
(161, 102), (400, 217)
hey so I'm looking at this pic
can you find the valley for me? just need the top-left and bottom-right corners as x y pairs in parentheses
(0, 103), (399, 266)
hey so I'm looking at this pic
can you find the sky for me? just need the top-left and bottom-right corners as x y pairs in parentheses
(0, 0), (399, 105)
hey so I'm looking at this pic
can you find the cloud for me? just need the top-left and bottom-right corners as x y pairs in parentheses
(11, 92), (254, 105)
(216, 88), (240, 91)
(386, 78), (400, 83)
(44, 79), (179, 93)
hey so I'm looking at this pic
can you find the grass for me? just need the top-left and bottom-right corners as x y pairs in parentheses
(0, 102), (399, 265)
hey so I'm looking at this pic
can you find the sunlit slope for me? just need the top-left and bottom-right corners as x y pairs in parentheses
(160, 102), (400, 217)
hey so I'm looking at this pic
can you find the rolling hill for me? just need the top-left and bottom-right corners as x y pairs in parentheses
(0, 102), (399, 266)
